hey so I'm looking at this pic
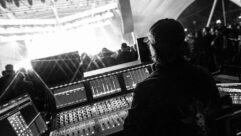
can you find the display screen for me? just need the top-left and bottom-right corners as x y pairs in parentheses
(31, 51), (83, 87)
(123, 68), (150, 90)
(53, 83), (87, 109)
(217, 83), (241, 104)
(0, 95), (42, 136)
(137, 37), (153, 63)
(89, 75), (121, 98)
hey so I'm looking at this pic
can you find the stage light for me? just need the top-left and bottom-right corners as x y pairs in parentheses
(216, 19), (221, 24)
(24, 7), (122, 61)
(15, 59), (32, 71)
(184, 28), (188, 32)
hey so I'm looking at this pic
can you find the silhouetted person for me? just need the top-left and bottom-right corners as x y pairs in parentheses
(1, 71), (7, 77)
(4, 64), (15, 76)
(116, 43), (135, 64)
(0, 65), (35, 105)
(124, 19), (220, 136)
(0, 64), (16, 96)
(100, 47), (116, 67)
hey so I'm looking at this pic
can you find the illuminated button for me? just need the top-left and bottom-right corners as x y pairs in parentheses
(78, 129), (84, 136)
(83, 128), (89, 136)
(112, 118), (120, 126)
(108, 119), (115, 127)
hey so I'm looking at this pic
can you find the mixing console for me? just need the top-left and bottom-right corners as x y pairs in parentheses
(55, 106), (93, 129)
(96, 110), (128, 135)
(89, 75), (121, 98)
(218, 83), (241, 104)
(51, 94), (133, 136)
(51, 120), (96, 136)
(93, 94), (132, 116)
(0, 94), (48, 136)
(50, 111), (128, 136)
(53, 83), (87, 109)
(50, 64), (151, 136)
(8, 111), (33, 136)
(123, 67), (150, 90)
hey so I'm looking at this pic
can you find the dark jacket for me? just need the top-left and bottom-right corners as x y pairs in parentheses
(116, 51), (136, 64)
(124, 62), (220, 136)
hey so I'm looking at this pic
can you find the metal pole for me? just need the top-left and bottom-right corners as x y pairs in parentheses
(221, 0), (227, 26)
(206, 0), (218, 27)
(50, 0), (59, 24)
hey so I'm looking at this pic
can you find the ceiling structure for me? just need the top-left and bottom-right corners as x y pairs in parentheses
(130, 0), (195, 37)
(178, 0), (241, 31)
(0, 0), (196, 41)
(0, 0), (240, 38)
(0, 0), (240, 73)
(0, 0), (116, 19)
(0, 0), (118, 42)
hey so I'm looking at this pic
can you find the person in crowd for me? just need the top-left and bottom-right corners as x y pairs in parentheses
(1, 71), (7, 77)
(0, 64), (56, 119)
(130, 44), (138, 60)
(124, 18), (221, 136)
(0, 65), (35, 104)
(4, 64), (15, 76)
(116, 43), (136, 64)
(0, 64), (16, 96)
(185, 19), (241, 72)
(100, 47), (117, 67)
(202, 27), (217, 72)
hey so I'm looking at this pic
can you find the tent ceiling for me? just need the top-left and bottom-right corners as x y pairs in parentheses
(0, 0), (116, 19)
(0, 0), (239, 37)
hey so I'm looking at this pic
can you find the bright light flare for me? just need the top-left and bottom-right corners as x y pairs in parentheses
(15, 58), (32, 71)
(216, 19), (221, 24)
(28, 20), (120, 60)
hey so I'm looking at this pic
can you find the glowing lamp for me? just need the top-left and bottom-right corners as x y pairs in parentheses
(216, 19), (221, 24)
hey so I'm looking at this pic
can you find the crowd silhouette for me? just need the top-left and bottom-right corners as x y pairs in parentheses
(185, 21), (241, 72)
(80, 42), (138, 72)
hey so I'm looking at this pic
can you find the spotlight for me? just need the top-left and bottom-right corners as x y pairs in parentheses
(15, 59), (33, 71)
(216, 19), (221, 24)
(184, 28), (188, 32)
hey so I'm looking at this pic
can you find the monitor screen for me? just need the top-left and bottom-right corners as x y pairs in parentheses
(31, 51), (83, 87)
(89, 75), (121, 98)
(0, 95), (47, 136)
(52, 83), (87, 109)
(122, 67), (150, 90)
(137, 37), (153, 63)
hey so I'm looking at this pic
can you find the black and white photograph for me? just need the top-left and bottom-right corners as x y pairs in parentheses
(0, 0), (240, 135)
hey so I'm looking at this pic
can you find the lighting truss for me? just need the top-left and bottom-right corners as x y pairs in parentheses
(0, 2), (118, 41)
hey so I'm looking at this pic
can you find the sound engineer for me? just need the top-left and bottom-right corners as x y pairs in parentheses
(124, 19), (221, 136)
